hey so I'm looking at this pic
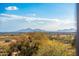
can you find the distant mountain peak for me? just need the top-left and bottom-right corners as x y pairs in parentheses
(16, 28), (45, 32)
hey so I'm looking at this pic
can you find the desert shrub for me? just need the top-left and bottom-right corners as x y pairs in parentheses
(0, 32), (76, 56)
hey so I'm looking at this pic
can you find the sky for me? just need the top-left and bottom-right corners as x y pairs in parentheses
(0, 3), (76, 32)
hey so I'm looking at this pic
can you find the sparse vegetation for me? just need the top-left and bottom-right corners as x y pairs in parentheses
(0, 32), (76, 56)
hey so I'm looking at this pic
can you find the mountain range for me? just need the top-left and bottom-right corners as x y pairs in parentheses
(16, 28), (76, 32)
(57, 28), (76, 32)
(16, 28), (46, 32)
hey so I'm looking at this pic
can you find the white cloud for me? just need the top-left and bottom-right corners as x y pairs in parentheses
(5, 6), (18, 10)
(0, 13), (76, 31)
(0, 14), (24, 19)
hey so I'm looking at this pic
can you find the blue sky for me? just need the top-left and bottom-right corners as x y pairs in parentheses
(0, 3), (76, 32)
